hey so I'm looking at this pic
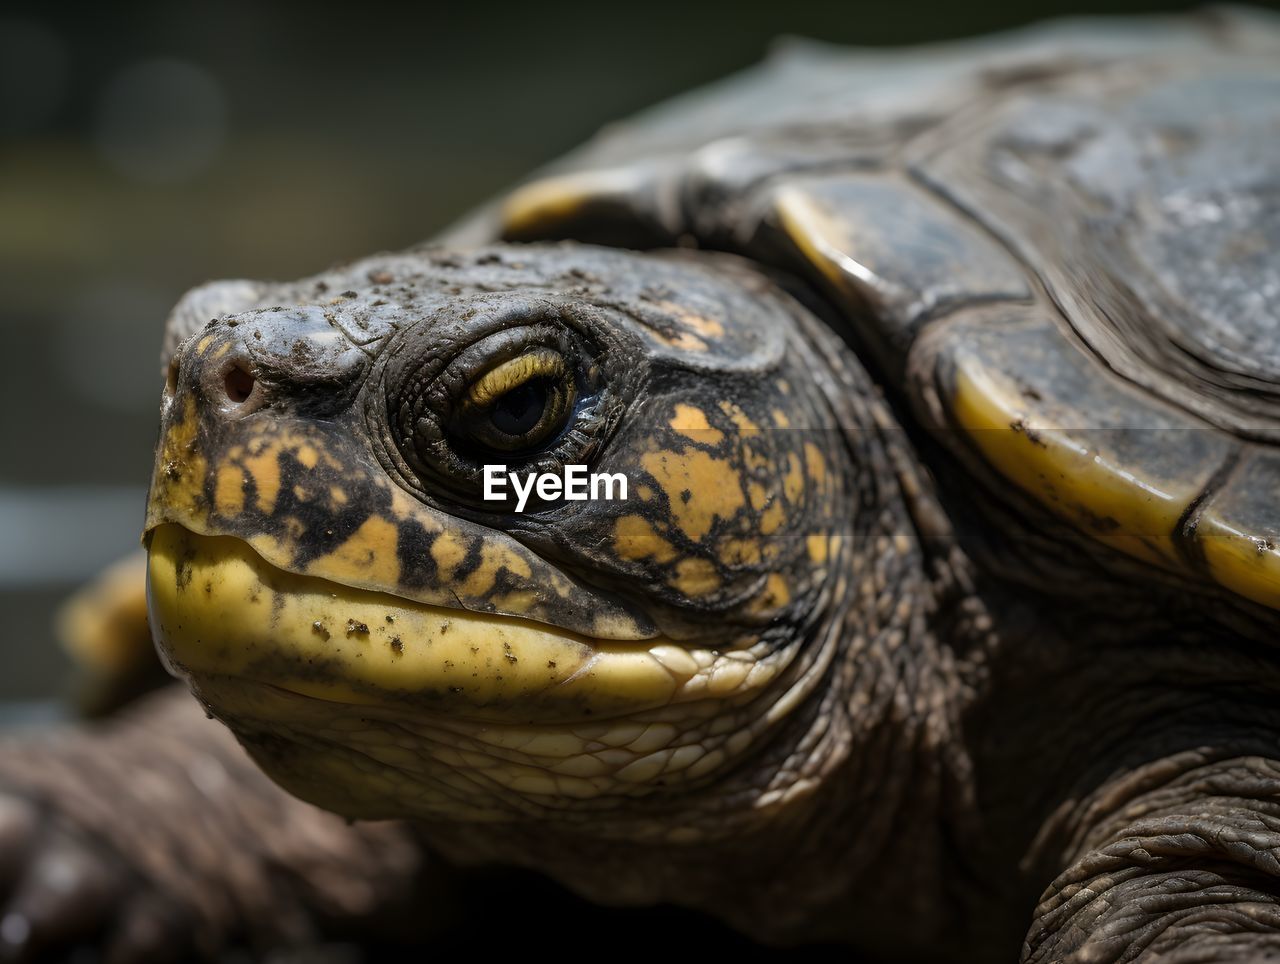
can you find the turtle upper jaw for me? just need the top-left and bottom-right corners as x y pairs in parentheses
(146, 523), (690, 723)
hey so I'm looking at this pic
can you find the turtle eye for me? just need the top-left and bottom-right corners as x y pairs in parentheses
(454, 349), (576, 454)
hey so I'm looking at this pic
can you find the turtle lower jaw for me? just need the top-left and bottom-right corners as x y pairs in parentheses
(178, 673), (733, 823)
(145, 523), (689, 723)
(145, 525), (810, 820)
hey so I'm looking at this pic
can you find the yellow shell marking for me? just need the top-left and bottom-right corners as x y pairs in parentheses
(773, 186), (864, 295)
(501, 168), (651, 237)
(952, 359), (1189, 569)
(1195, 517), (1280, 609)
(1193, 456), (1280, 610)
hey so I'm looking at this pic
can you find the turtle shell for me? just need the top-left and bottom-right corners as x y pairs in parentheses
(492, 10), (1280, 611)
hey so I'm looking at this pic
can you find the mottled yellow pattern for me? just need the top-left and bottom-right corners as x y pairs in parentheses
(310, 516), (401, 586)
(669, 404), (724, 445)
(614, 515), (679, 563)
(641, 449), (746, 541)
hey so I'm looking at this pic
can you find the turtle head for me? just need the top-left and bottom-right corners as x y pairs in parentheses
(145, 244), (851, 828)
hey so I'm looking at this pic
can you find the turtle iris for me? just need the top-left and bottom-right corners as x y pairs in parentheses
(457, 350), (576, 454)
(491, 378), (550, 436)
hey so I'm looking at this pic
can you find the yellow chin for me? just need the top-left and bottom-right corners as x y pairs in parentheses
(145, 524), (687, 722)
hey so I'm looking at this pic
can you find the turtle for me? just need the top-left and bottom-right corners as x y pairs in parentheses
(2, 9), (1280, 962)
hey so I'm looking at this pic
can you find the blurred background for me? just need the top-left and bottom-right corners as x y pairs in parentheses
(0, 0), (1252, 712)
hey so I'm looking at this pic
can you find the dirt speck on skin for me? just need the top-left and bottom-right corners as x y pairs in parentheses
(390, 636), (403, 654)
(503, 643), (518, 665)
(346, 619), (370, 636)
(312, 621), (331, 641)
(1010, 418), (1047, 448)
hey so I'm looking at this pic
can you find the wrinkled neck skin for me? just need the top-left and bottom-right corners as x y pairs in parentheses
(413, 307), (978, 950)
(910, 416), (1280, 957)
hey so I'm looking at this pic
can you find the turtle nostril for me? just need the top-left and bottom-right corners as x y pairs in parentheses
(165, 357), (180, 396)
(223, 364), (256, 404)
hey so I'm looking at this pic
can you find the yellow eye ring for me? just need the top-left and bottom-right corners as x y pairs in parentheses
(467, 350), (565, 407)
(459, 349), (576, 452)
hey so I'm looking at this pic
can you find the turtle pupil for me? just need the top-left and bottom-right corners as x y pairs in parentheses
(490, 379), (549, 437)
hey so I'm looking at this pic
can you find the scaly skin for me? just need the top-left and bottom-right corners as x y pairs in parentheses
(0, 242), (984, 960)
(0, 239), (1277, 963)
(0, 687), (442, 961)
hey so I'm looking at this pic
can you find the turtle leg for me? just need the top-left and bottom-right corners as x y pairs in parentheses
(0, 686), (444, 962)
(55, 551), (172, 716)
(1023, 751), (1280, 962)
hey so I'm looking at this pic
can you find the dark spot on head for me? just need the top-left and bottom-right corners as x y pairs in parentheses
(390, 636), (403, 654)
(312, 621), (331, 641)
(346, 619), (370, 636)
